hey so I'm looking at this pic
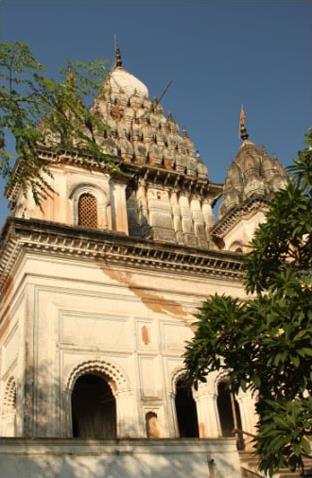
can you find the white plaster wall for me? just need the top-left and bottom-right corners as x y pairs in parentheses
(12, 165), (128, 234)
(223, 210), (266, 252)
(0, 287), (27, 437)
(0, 250), (256, 443)
(0, 438), (242, 478)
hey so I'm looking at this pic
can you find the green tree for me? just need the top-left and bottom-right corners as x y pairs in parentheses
(184, 131), (312, 476)
(0, 41), (115, 204)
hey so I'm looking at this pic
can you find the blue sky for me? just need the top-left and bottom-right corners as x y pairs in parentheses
(0, 0), (311, 226)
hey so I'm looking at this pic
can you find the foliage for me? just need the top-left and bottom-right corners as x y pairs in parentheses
(184, 130), (312, 476)
(0, 41), (114, 204)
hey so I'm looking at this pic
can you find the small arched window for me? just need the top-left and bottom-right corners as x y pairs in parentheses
(78, 193), (98, 229)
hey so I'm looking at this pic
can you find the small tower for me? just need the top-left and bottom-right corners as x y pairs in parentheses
(211, 107), (288, 252)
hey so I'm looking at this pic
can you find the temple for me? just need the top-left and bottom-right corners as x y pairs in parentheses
(0, 48), (288, 478)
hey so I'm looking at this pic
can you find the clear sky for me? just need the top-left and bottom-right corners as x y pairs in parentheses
(0, 0), (311, 226)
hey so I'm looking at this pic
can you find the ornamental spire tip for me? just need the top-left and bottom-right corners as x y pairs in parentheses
(114, 34), (123, 68)
(239, 104), (249, 141)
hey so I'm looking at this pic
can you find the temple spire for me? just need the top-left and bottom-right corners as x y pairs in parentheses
(66, 66), (76, 86)
(239, 104), (249, 141)
(114, 35), (123, 68)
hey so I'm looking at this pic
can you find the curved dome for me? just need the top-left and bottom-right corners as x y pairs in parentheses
(107, 66), (149, 98)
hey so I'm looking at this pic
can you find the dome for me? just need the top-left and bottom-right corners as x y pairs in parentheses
(107, 66), (149, 98)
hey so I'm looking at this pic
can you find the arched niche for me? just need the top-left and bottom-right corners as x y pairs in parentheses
(145, 411), (160, 438)
(66, 359), (129, 439)
(174, 373), (199, 438)
(229, 241), (244, 253)
(216, 380), (244, 449)
(71, 373), (116, 439)
(70, 183), (111, 230)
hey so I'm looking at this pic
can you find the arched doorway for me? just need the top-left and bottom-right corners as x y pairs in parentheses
(217, 381), (244, 448)
(175, 376), (199, 438)
(71, 373), (116, 439)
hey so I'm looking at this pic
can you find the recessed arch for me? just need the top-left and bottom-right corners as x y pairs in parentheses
(214, 373), (244, 448)
(69, 183), (110, 229)
(66, 359), (129, 395)
(71, 373), (116, 439)
(170, 366), (187, 394)
(171, 367), (199, 438)
(66, 360), (129, 439)
(229, 241), (244, 253)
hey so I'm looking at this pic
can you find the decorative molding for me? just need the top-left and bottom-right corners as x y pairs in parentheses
(66, 359), (129, 394)
(7, 148), (223, 206)
(2, 376), (16, 415)
(0, 217), (244, 295)
(212, 196), (269, 238)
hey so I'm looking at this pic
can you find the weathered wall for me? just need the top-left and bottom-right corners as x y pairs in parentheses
(0, 249), (258, 441)
(0, 438), (242, 478)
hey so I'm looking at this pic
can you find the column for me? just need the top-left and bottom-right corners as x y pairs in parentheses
(111, 181), (129, 235)
(179, 192), (197, 246)
(190, 196), (207, 247)
(137, 179), (148, 224)
(193, 387), (220, 438)
(202, 197), (214, 243)
(170, 189), (183, 243)
(237, 391), (258, 450)
(116, 389), (140, 438)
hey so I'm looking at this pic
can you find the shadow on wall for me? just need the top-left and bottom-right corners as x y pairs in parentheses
(0, 361), (242, 477)
(0, 439), (242, 478)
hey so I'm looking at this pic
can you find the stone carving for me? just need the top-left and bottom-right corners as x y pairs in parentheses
(91, 67), (209, 182)
(219, 141), (288, 219)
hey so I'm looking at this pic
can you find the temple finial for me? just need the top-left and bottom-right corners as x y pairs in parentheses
(66, 66), (75, 86)
(239, 104), (249, 141)
(114, 34), (122, 68)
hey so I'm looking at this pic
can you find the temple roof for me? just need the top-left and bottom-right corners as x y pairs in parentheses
(91, 50), (208, 181)
(218, 109), (288, 219)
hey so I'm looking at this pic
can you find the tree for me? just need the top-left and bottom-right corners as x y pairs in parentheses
(0, 41), (115, 204)
(184, 130), (312, 476)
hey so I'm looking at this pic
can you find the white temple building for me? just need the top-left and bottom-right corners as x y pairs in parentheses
(0, 48), (288, 478)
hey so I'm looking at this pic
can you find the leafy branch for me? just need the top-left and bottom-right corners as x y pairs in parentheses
(184, 130), (312, 476)
(0, 41), (116, 204)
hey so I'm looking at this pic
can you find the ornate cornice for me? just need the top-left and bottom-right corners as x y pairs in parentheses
(7, 147), (223, 206)
(212, 196), (270, 237)
(0, 218), (243, 294)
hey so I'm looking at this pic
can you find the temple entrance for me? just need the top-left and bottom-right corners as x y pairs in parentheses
(217, 381), (244, 448)
(175, 376), (199, 438)
(71, 373), (116, 439)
